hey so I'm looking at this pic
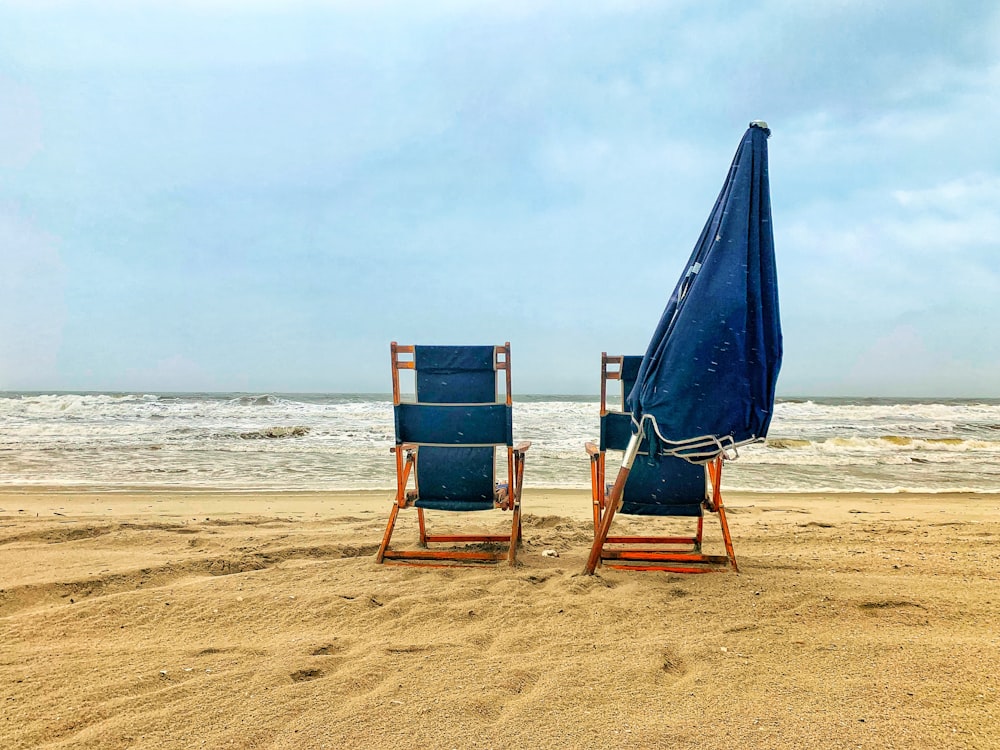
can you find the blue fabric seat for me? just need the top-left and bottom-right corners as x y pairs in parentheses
(376, 343), (530, 566)
(601, 412), (706, 517)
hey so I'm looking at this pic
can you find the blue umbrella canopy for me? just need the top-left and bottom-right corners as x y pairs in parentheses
(626, 122), (782, 458)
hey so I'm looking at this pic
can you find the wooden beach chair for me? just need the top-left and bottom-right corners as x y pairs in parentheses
(585, 354), (737, 573)
(376, 343), (530, 566)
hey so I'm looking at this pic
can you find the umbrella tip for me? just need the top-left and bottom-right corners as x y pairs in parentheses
(749, 120), (771, 137)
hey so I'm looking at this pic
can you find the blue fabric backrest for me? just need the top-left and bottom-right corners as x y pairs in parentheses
(395, 404), (511, 445)
(602, 355), (706, 515)
(414, 345), (497, 403)
(399, 346), (508, 508)
(600, 356), (643, 452)
(619, 355), (643, 396)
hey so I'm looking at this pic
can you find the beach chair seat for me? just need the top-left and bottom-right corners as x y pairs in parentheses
(585, 354), (737, 573)
(376, 343), (530, 566)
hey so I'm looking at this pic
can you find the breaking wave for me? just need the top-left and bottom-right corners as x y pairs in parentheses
(2, 392), (1000, 492)
(238, 426), (311, 440)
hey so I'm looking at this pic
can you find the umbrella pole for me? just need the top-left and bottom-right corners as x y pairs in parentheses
(584, 431), (642, 574)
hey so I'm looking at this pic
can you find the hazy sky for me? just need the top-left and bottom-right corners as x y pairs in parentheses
(2, 1), (998, 396)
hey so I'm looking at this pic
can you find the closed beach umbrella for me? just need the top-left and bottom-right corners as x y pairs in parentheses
(586, 121), (783, 575)
(626, 121), (782, 461)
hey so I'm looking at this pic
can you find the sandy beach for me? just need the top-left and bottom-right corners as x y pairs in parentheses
(2, 487), (998, 749)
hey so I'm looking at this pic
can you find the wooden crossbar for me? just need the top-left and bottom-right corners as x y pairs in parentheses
(605, 535), (699, 545)
(382, 549), (508, 562)
(603, 564), (721, 574)
(602, 550), (731, 564)
(423, 534), (513, 543)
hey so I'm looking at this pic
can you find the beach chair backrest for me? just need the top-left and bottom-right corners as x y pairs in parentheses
(600, 355), (706, 515)
(393, 345), (513, 508)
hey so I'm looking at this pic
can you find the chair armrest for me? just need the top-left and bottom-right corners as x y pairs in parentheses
(390, 443), (418, 454)
(585, 441), (601, 458)
(513, 441), (532, 453)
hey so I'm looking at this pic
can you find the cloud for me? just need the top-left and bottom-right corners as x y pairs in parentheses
(0, 205), (66, 388)
(0, 76), (42, 169)
(893, 173), (1000, 214)
(120, 354), (220, 393)
(846, 324), (1000, 397)
(1, 1), (999, 394)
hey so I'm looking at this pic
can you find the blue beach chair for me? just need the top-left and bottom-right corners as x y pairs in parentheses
(585, 354), (737, 572)
(376, 343), (530, 566)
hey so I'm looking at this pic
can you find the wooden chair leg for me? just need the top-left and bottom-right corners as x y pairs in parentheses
(585, 459), (634, 574)
(717, 504), (738, 572)
(376, 502), (401, 563)
(508, 505), (521, 565)
(585, 499), (616, 574)
(417, 508), (427, 547)
(707, 456), (737, 571)
(590, 456), (602, 534)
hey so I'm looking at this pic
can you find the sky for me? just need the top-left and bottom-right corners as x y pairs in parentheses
(1, 1), (999, 397)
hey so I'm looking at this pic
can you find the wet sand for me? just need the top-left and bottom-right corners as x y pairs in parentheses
(2, 488), (999, 749)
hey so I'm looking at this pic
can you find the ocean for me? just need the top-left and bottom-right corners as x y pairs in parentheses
(2, 392), (999, 494)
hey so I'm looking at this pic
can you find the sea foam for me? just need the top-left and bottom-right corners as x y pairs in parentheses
(1, 393), (999, 493)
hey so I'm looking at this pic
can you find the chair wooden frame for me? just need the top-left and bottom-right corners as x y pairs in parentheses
(584, 353), (738, 574)
(376, 342), (530, 567)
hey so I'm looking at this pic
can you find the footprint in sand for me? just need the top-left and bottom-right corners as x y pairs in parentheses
(660, 646), (688, 676)
(290, 668), (324, 683)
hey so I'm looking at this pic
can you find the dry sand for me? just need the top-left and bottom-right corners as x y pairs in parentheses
(2, 487), (998, 749)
